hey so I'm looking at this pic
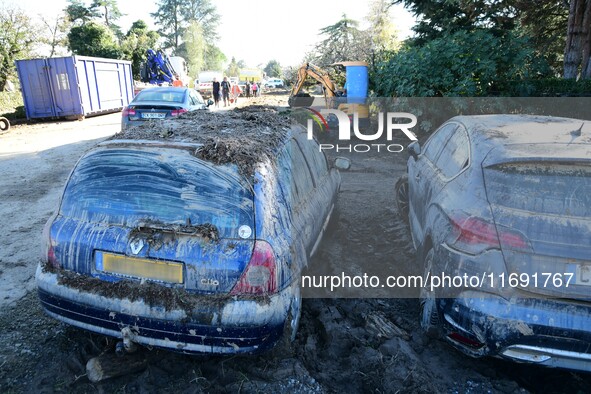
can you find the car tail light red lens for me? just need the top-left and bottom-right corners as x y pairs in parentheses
(47, 245), (60, 269)
(171, 108), (188, 116)
(230, 241), (277, 295)
(122, 107), (136, 117)
(448, 213), (528, 254)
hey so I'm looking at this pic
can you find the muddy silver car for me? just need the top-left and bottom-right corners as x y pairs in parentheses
(398, 115), (591, 371)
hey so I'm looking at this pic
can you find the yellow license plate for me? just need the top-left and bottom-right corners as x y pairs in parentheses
(97, 252), (183, 284)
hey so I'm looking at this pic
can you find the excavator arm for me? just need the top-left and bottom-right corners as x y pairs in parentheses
(289, 63), (338, 107)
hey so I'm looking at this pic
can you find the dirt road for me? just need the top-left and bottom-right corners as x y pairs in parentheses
(1, 99), (590, 393)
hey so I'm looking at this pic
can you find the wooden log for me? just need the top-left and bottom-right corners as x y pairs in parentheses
(86, 352), (149, 383)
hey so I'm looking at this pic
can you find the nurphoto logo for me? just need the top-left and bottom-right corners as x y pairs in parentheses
(306, 109), (418, 153)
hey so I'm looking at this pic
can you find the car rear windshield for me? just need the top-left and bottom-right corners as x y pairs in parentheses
(59, 147), (254, 238)
(484, 162), (591, 217)
(134, 90), (185, 103)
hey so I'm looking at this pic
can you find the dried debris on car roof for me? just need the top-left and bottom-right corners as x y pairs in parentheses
(113, 105), (296, 175)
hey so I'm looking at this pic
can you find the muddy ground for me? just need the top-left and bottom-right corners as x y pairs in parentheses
(1, 95), (590, 393)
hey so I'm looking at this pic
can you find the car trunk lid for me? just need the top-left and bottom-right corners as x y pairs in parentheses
(483, 158), (591, 298)
(51, 144), (256, 294)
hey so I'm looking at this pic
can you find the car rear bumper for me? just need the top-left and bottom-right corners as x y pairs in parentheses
(441, 290), (591, 372)
(36, 264), (290, 354)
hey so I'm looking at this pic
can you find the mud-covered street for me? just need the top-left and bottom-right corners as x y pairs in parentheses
(1, 95), (591, 393)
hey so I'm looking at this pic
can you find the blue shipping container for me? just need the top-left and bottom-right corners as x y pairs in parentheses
(15, 56), (134, 120)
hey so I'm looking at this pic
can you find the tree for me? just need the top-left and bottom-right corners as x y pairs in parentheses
(91, 0), (123, 38)
(176, 21), (206, 75)
(563, 0), (591, 79)
(65, 0), (99, 26)
(366, 0), (400, 53)
(68, 21), (122, 58)
(372, 29), (550, 97)
(0, 4), (39, 91)
(121, 20), (159, 77)
(264, 60), (282, 78)
(152, 0), (183, 51)
(312, 14), (370, 66)
(152, 0), (221, 53)
(181, 0), (219, 40)
(203, 44), (226, 70)
(226, 57), (240, 77)
(40, 12), (71, 57)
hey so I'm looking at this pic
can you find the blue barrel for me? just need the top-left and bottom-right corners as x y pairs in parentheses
(345, 64), (368, 104)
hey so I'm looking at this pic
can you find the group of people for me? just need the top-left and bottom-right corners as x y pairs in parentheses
(211, 77), (261, 108)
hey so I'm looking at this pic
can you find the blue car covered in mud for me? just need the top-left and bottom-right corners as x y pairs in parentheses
(36, 110), (347, 354)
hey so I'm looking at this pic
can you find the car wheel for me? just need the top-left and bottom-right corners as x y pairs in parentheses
(419, 248), (440, 338)
(395, 175), (410, 222)
(0, 117), (10, 134)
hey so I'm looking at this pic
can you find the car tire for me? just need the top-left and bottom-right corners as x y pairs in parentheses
(395, 175), (410, 223)
(0, 117), (10, 134)
(419, 248), (440, 338)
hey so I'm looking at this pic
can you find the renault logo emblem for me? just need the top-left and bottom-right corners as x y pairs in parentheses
(130, 239), (144, 255)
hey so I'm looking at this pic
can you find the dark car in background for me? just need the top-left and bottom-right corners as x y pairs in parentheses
(396, 115), (591, 372)
(36, 124), (348, 354)
(121, 87), (211, 130)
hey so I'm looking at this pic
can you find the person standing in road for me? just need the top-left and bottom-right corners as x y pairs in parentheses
(212, 78), (221, 108)
(245, 81), (251, 98)
(252, 81), (258, 97)
(221, 77), (231, 107)
(231, 82), (242, 105)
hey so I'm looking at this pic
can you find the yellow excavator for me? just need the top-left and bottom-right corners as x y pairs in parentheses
(288, 61), (369, 128)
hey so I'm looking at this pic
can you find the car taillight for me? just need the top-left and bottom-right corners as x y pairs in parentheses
(122, 107), (136, 117)
(47, 245), (60, 269)
(171, 108), (188, 116)
(230, 241), (277, 295)
(447, 212), (527, 254)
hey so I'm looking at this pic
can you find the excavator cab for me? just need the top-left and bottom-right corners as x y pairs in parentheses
(289, 61), (370, 130)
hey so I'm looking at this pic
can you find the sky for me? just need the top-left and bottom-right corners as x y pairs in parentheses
(4, 0), (416, 68)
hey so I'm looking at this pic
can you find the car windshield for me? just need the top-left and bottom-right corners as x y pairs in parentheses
(59, 147), (254, 238)
(484, 162), (591, 217)
(134, 90), (186, 103)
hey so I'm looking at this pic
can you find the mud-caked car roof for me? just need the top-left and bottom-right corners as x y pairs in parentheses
(448, 115), (591, 165)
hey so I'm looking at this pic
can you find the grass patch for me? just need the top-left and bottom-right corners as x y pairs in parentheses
(0, 91), (25, 120)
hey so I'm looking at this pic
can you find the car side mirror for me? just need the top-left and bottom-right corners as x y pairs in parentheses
(408, 141), (421, 161)
(207, 99), (214, 107)
(333, 157), (351, 171)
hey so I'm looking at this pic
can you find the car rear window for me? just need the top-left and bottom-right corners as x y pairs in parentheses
(134, 91), (185, 103)
(60, 147), (254, 238)
(484, 162), (591, 217)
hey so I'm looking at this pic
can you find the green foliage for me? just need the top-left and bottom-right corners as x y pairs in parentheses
(204, 44), (226, 71)
(40, 13), (71, 57)
(264, 60), (282, 78)
(176, 21), (205, 75)
(65, 0), (100, 26)
(68, 21), (122, 58)
(121, 20), (159, 77)
(152, 0), (220, 52)
(91, 0), (123, 38)
(366, 0), (399, 53)
(0, 4), (39, 91)
(152, 0), (183, 50)
(506, 78), (591, 97)
(225, 57), (240, 77)
(391, 0), (569, 75)
(312, 14), (370, 66)
(0, 91), (25, 120)
(372, 30), (551, 97)
(180, 0), (219, 41)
